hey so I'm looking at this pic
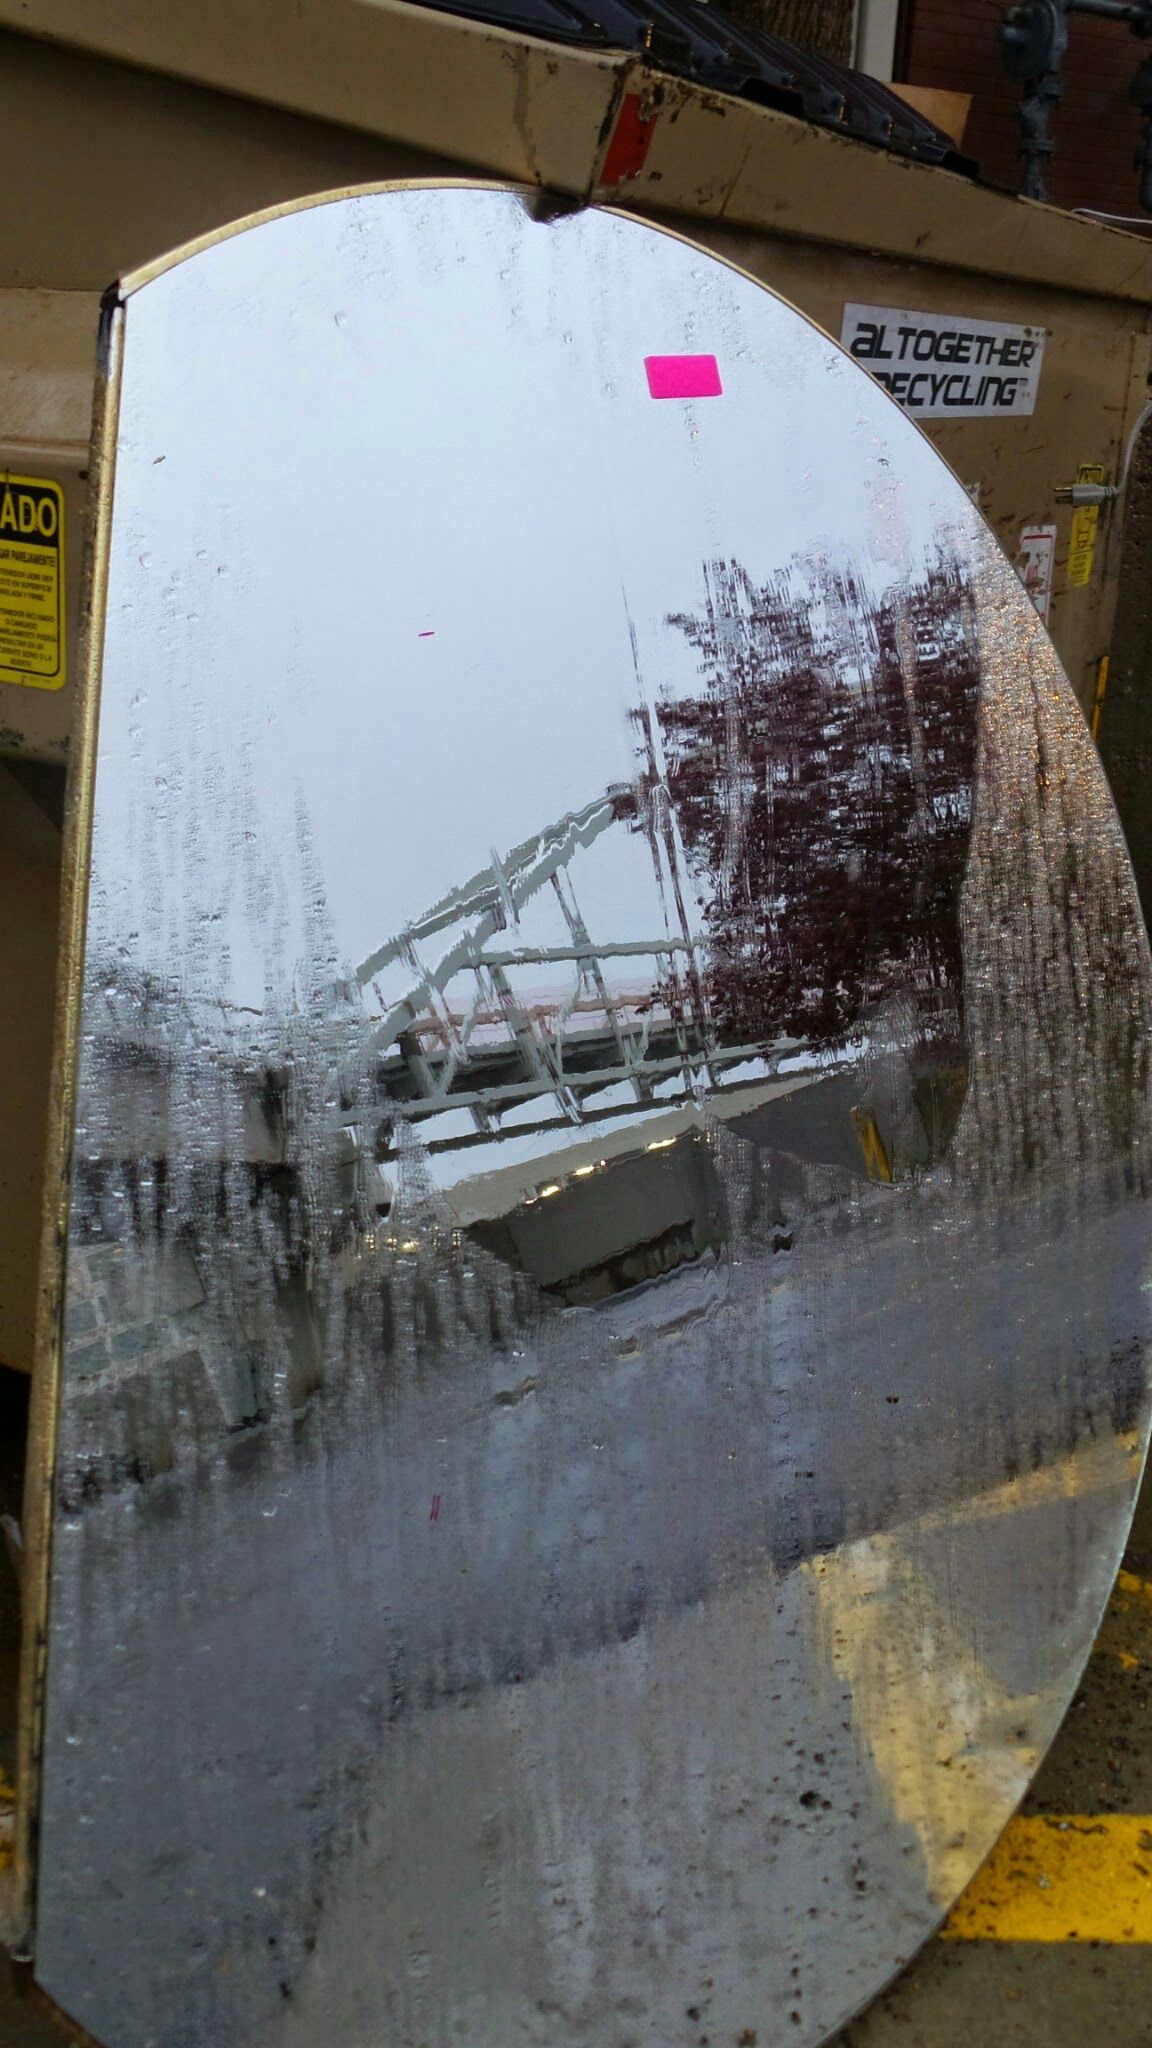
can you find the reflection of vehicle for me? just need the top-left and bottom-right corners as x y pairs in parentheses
(61, 960), (960, 1506)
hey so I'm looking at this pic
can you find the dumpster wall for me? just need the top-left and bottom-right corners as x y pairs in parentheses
(0, 9), (1147, 764)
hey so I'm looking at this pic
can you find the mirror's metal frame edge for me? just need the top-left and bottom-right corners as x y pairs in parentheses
(5, 294), (126, 1957)
(117, 175), (517, 298)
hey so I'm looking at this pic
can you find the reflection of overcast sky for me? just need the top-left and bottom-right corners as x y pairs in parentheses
(94, 188), (981, 1020)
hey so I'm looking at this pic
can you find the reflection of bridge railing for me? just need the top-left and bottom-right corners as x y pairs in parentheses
(83, 788), (823, 1174)
(354, 788), (783, 1157)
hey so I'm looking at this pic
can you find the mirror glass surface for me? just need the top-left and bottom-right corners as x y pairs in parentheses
(34, 185), (1152, 2048)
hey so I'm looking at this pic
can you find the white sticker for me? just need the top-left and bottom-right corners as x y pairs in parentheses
(1017, 524), (1057, 623)
(840, 304), (1045, 418)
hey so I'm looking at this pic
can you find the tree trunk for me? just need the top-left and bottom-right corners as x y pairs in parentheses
(718, 0), (856, 66)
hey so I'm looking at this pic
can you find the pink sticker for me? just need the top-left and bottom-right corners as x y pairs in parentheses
(644, 354), (723, 400)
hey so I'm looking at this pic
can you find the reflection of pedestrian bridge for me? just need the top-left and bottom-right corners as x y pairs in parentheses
(79, 784), (844, 1200)
(354, 789), (796, 1163)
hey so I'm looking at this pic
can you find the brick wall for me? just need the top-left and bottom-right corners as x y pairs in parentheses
(904, 0), (1152, 218)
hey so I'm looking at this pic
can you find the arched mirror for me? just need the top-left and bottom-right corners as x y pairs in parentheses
(19, 183), (1152, 2047)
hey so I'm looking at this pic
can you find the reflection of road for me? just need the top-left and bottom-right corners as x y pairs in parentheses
(35, 1148), (1152, 2048)
(274, 1458), (1130, 2048)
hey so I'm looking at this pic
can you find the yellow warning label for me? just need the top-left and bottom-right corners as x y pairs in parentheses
(0, 475), (65, 690)
(1067, 462), (1106, 591)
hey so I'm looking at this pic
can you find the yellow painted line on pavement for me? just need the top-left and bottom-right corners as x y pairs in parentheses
(805, 1433), (1143, 1908)
(915, 1430), (1140, 1538)
(943, 1816), (1152, 1942)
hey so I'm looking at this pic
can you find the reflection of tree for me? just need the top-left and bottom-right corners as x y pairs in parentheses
(635, 549), (980, 1053)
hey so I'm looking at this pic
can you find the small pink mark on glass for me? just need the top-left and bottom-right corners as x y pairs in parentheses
(429, 1494), (442, 1522)
(644, 354), (723, 400)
